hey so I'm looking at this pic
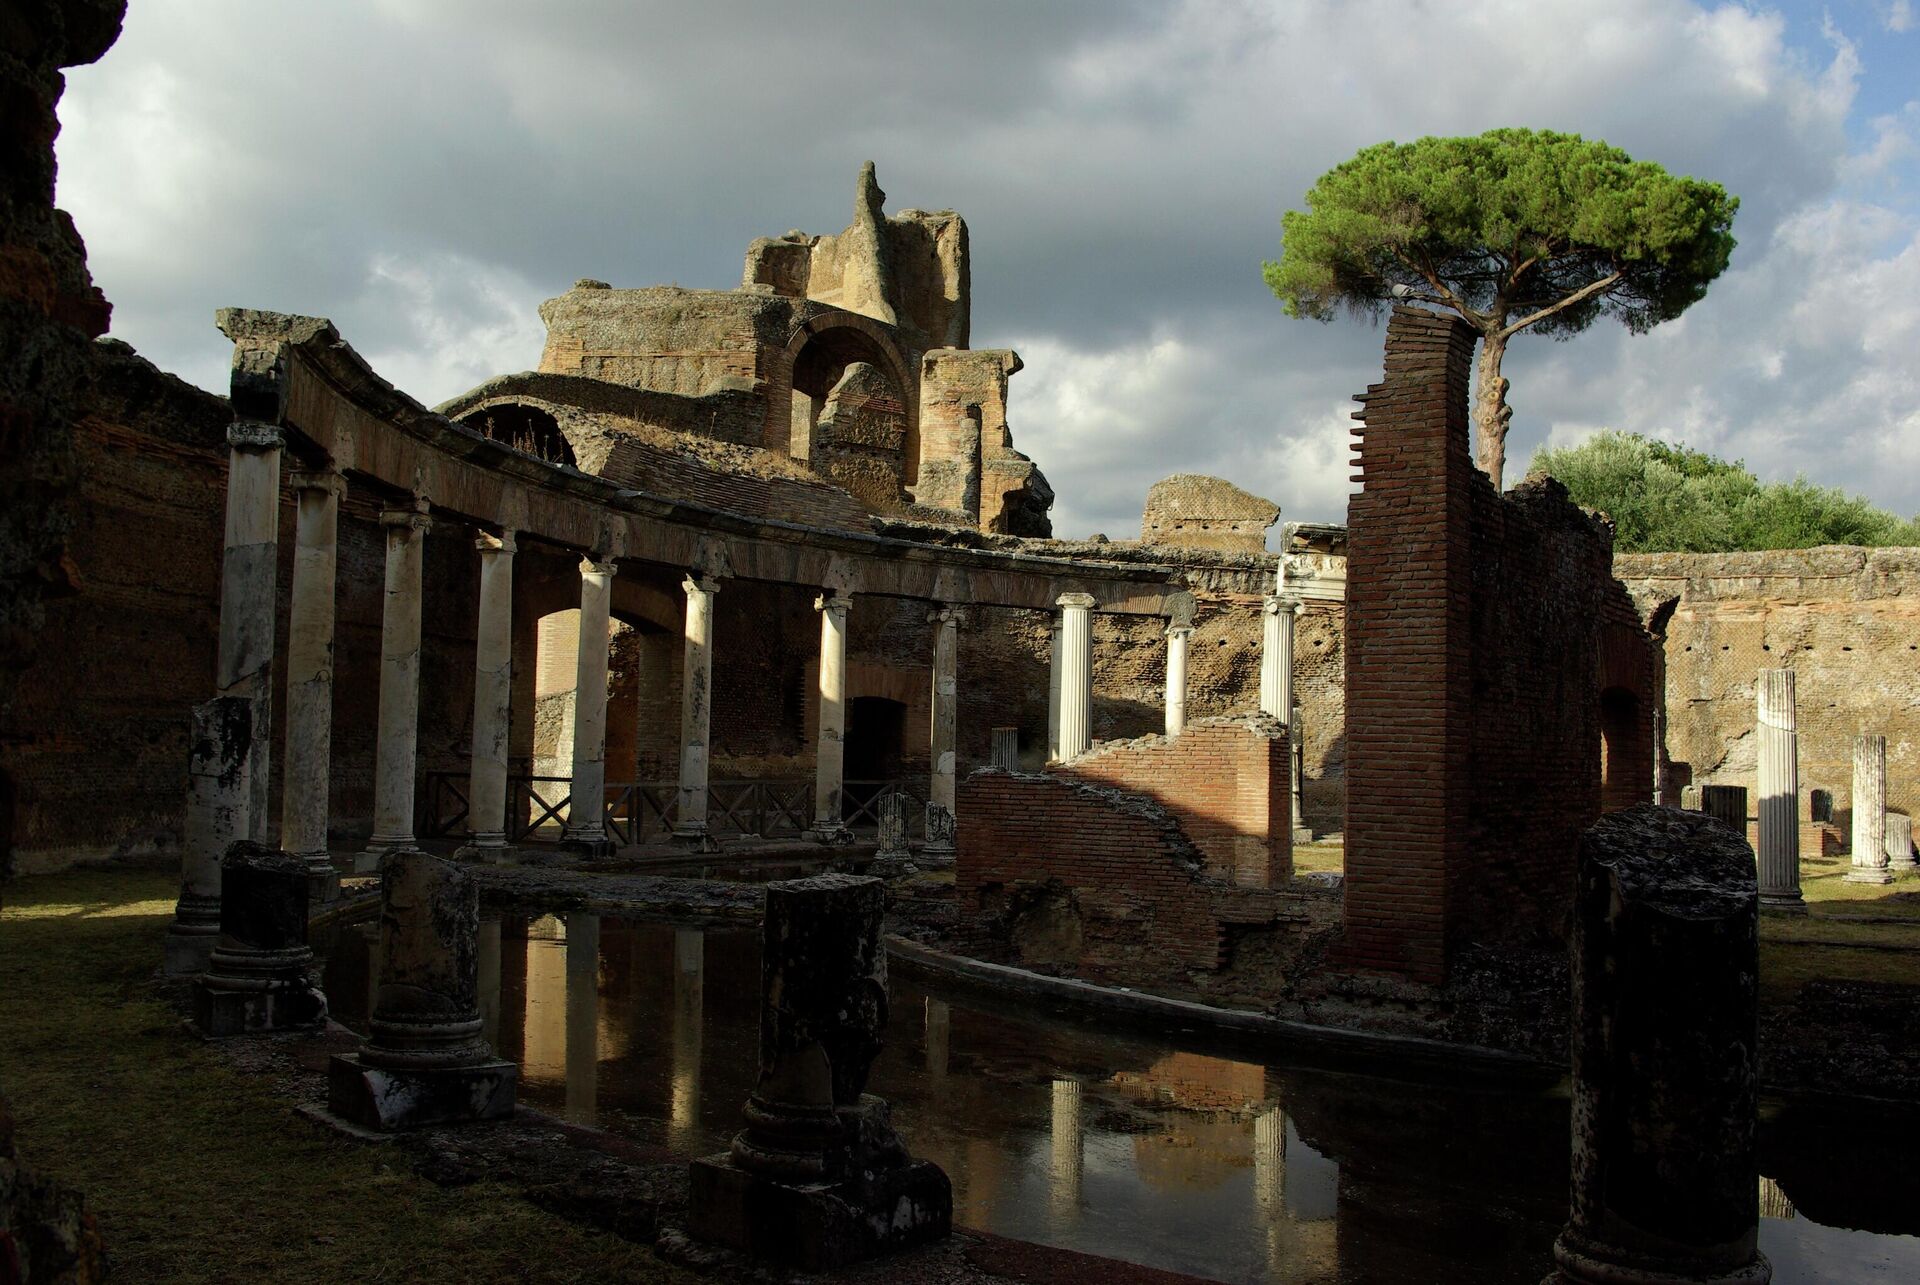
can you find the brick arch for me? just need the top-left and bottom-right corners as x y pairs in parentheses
(772, 311), (920, 476)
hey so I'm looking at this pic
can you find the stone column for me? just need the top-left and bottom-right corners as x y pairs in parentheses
(1046, 620), (1063, 762)
(280, 469), (342, 893)
(216, 421), (284, 842)
(1056, 593), (1095, 760)
(327, 849), (518, 1131)
(1887, 812), (1916, 873)
(924, 998), (950, 1077)
(1164, 623), (1192, 737)
(674, 574), (721, 849)
(359, 501), (431, 871)
(872, 794), (917, 880)
(562, 558), (617, 855)
(164, 696), (254, 976)
(809, 593), (853, 843)
(466, 531), (516, 853)
(1550, 806), (1768, 1285)
(670, 927), (705, 1153)
(1755, 669), (1806, 913)
(1050, 1077), (1083, 1222)
(989, 727), (1020, 770)
(564, 912), (601, 1125)
(927, 605), (961, 855)
(1700, 785), (1748, 837)
(689, 872), (952, 1268)
(1846, 734), (1892, 885)
(191, 842), (326, 1036)
(1259, 595), (1300, 721)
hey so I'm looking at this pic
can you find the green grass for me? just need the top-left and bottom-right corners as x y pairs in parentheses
(0, 868), (688, 1285)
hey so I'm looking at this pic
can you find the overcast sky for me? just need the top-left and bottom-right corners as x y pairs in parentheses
(56, 0), (1920, 538)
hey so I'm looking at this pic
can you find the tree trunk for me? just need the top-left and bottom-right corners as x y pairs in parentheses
(1473, 330), (1512, 490)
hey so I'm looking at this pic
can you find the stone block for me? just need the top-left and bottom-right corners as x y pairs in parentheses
(326, 1053), (519, 1132)
(191, 842), (326, 1037)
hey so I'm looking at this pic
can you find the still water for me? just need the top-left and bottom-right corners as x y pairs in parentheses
(322, 915), (1920, 1284)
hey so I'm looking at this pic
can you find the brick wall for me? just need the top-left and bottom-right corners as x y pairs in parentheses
(1339, 307), (1652, 984)
(1058, 717), (1290, 886)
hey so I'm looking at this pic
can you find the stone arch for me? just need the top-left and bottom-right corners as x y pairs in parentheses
(774, 311), (919, 481)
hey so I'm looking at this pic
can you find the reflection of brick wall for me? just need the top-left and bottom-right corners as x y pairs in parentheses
(1340, 308), (1649, 985)
(1060, 718), (1290, 886)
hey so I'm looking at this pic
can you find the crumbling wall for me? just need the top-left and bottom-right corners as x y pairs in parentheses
(912, 347), (1053, 536)
(1340, 307), (1649, 985)
(811, 361), (909, 513)
(956, 767), (1302, 991)
(1140, 475), (1280, 554)
(1060, 717), (1291, 886)
(1617, 546), (1920, 824)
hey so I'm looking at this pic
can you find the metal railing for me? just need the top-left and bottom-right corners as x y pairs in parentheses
(419, 772), (923, 845)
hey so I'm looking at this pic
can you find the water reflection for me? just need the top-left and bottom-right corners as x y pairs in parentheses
(317, 915), (1920, 1285)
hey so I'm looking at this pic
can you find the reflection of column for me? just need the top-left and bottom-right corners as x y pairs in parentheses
(928, 605), (961, 853)
(217, 422), (283, 842)
(1047, 621), (1063, 762)
(564, 913), (600, 1125)
(1164, 624), (1192, 737)
(925, 998), (950, 1077)
(1847, 734), (1892, 885)
(670, 928), (705, 1152)
(281, 470), (342, 884)
(360, 501), (431, 869)
(478, 918), (502, 1048)
(1056, 594), (1095, 760)
(563, 559), (617, 854)
(467, 531), (516, 851)
(1756, 669), (1806, 912)
(674, 575), (720, 848)
(1050, 1077), (1083, 1223)
(810, 593), (853, 841)
(1255, 1107), (1288, 1278)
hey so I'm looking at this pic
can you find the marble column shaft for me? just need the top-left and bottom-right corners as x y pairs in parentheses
(216, 421), (284, 842)
(675, 574), (721, 843)
(467, 531), (516, 849)
(1755, 669), (1805, 912)
(812, 594), (852, 837)
(280, 470), (342, 873)
(1847, 734), (1891, 885)
(1164, 625), (1192, 737)
(363, 502), (430, 865)
(1259, 595), (1300, 721)
(929, 606), (961, 814)
(1056, 593), (1095, 760)
(564, 559), (617, 848)
(1046, 621), (1063, 762)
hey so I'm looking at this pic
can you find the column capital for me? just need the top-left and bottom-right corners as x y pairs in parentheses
(226, 420), (284, 452)
(580, 557), (619, 577)
(379, 502), (432, 533)
(815, 592), (852, 616)
(1056, 592), (1096, 611)
(475, 529), (517, 555)
(683, 573), (722, 597)
(1264, 594), (1303, 617)
(288, 468), (345, 497)
(1164, 623), (1195, 640)
(929, 603), (966, 627)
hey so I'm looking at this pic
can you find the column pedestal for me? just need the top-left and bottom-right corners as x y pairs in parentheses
(191, 842), (327, 1037)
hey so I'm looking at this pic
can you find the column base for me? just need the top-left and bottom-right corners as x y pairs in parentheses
(561, 828), (615, 858)
(1292, 826), (1314, 844)
(865, 855), (919, 880)
(806, 824), (854, 846)
(291, 851), (340, 903)
(454, 839), (515, 865)
(327, 1051), (518, 1132)
(162, 925), (218, 977)
(1758, 892), (1808, 915)
(1843, 868), (1896, 885)
(672, 824), (720, 853)
(687, 1152), (950, 1270)
(1546, 1232), (1771, 1285)
(1890, 858), (1919, 875)
(191, 975), (328, 1038)
(356, 837), (415, 874)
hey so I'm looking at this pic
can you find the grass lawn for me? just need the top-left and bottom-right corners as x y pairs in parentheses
(0, 867), (692, 1285)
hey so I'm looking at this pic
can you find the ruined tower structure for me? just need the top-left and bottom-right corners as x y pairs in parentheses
(440, 162), (1054, 538)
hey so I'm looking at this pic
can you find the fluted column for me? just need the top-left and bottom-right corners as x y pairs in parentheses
(1260, 594), (1300, 720)
(466, 530), (516, 852)
(216, 421), (284, 842)
(1050, 1077), (1083, 1224)
(281, 469), (342, 888)
(358, 500), (430, 870)
(810, 593), (853, 842)
(1046, 620), (1063, 761)
(1056, 593), (1095, 760)
(928, 605), (962, 832)
(563, 558), (617, 854)
(674, 574), (721, 849)
(1756, 669), (1806, 913)
(1847, 734), (1891, 885)
(1164, 623), (1192, 737)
